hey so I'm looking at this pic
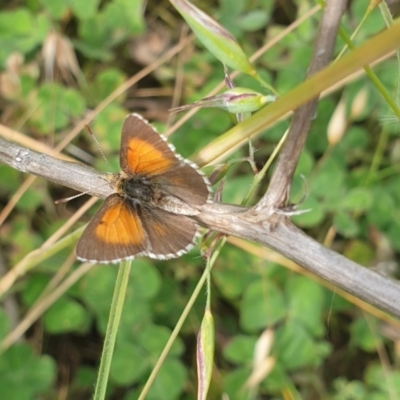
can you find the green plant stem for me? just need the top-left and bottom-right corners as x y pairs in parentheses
(337, 26), (400, 121)
(93, 260), (131, 400)
(365, 126), (390, 186)
(241, 129), (289, 206)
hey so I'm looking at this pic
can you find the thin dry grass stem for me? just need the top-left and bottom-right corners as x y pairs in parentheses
(228, 236), (400, 329)
(0, 175), (36, 226)
(41, 252), (77, 296)
(165, 5), (321, 136)
(0, 197), (96, 297)
(1, 259), (94, 351)
(134, 87), (175, 97)
(42, 196), (97, 247)
(323, 226), (337, 248)
(166, 25), (190, 129)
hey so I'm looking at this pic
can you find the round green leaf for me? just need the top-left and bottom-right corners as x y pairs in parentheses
(240, 280), (286, 332)
(110, 340), (148, 385)
(285, 276), (326, 337)
(275, 322), (331, 370)
(44, 297), (89, 333)
(137, 324), (183, 356)
(291, 195), (325, 228)
(147, 358), (187, 400)
(333, 210), (360, 237)
(223, 335), (257, 364)
(340, 188), (373, 212)
(367, 189), (395, 228)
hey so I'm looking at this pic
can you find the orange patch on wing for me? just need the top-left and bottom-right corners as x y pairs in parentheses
(126, 138), (173, 174)
(95, 203), (145, 245)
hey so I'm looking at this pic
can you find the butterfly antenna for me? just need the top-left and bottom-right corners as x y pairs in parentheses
(85, 124), (111, 171)
(55, 191), (90, 204)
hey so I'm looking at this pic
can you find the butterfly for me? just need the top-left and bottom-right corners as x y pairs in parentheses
(76, 113), (210, 263)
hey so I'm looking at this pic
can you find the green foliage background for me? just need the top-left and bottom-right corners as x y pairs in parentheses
(1, 0), (400, 399)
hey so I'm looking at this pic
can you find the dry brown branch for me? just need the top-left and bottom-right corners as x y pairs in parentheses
(1, 133), (400, 318)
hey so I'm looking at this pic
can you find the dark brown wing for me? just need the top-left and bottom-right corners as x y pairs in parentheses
(155, 162), (210, 206)
(139, 208), (199, 259)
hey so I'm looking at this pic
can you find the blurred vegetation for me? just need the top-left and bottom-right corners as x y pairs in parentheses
(1, 0), (400, 399)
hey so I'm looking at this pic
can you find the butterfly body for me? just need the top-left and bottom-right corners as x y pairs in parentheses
(76, 113), (210, 264)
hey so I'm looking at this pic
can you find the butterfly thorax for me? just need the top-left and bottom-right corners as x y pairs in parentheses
(115, 174), (163, 207)
(113, 172), (200, 216)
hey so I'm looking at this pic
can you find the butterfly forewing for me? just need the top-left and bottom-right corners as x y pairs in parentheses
(120, 114), (180, 176)
(76, 194), (149, 263)
(156, 162), (210, 206)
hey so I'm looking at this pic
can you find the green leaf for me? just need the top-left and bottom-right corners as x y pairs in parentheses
(40, 0), (68, 19)
(70, 0), (100, 20)
(237, 10), (269, 32)
(44, 297), (89, 333)
(285, 276), (326, 336)
(310, 158), (346, 202)
(223, 367), (250, 399)
(275, 322), (331, 370)
(340, 126), (369, 149)
(147, 358), (187, 400)
(350, 317), (379, 352)
(365, 364), (400, 395)
(0, 344), (55, 400)
(291, 194), (325, 228)
(340, 188), (373, 212)
(367, 189), (395, 229)
(76, 0), (144, 60)
(223, 335), (257, 364)
(0, 166), (20, 194)
(240, 280), (286, 332)
(331, 378), (368, 400)
(137, 324), (183, 356)
(21, 274), (51, 306)
(127, 259), (162, 300)
(85, 68), (126, 107)
(17, 184), (46, 211)
(92, 105), (129, 155)
(110, 340), (148, 385)
(213, 246), (257, 299)
(333, 211), (360, 237)
(0, 9), (50, 67)
(30, 83), (86, 133)
(170, 0), (257, 77)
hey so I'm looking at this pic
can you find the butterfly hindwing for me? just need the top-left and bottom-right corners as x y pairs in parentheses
(140, 208), (199, 259)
